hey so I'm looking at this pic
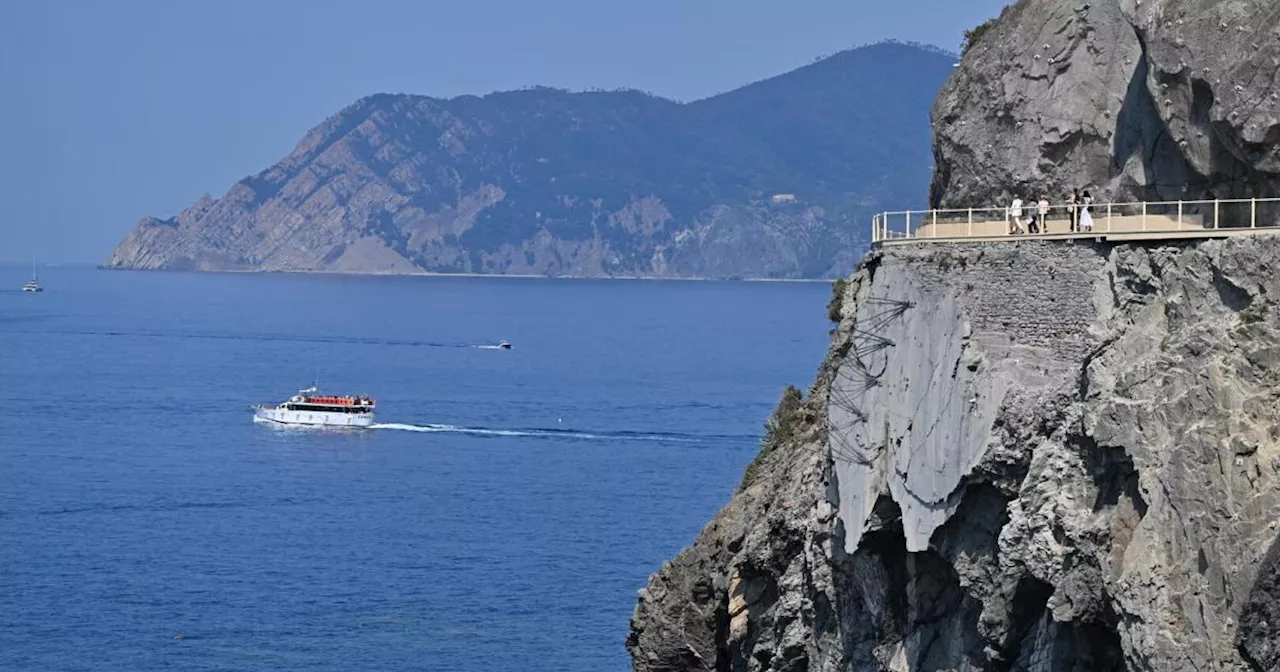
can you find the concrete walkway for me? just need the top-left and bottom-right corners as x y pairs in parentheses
(872, 197), (1280, 246)
(877, 225), (1280, 247)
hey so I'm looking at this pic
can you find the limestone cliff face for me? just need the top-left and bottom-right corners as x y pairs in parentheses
(628, 237), (1280, 671)
(930, 0), (1280, 209)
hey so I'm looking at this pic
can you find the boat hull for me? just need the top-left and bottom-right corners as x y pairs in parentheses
(253, 407), (375, 428)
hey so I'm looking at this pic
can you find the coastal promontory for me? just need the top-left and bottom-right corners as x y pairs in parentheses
(105, 42), (954, 280)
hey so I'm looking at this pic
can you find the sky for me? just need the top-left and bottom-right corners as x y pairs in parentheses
(0, 0), (1008, 263)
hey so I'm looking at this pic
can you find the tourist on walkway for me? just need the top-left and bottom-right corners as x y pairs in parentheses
(1036, 196), (1050, 234)
(1067, 189), (1080, 232)
(1079, 189), (1094, 232)
(1008, 197), (1025, 234)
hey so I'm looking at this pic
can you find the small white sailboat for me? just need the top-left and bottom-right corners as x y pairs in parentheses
(22, 259), (41, 292)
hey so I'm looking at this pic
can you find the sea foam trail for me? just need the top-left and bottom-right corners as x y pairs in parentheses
(370, 422), (751, 445)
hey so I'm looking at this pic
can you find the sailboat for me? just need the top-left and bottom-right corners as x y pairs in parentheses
(22, 259), (42, 292)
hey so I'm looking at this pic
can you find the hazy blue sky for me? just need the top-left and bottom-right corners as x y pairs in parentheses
(0, 0), (1007, 263)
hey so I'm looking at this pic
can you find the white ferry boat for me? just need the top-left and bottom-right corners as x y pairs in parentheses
(252, 387), (376, 428)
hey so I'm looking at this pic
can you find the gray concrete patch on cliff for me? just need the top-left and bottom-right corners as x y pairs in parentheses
(830, 242), (1103, 554)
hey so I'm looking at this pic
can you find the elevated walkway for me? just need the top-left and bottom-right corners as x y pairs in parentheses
(873, 198), (1280, 246)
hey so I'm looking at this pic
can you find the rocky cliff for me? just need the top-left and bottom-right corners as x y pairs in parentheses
(628, 2), (1280, 669)
(930, 0), (1280, 210)
(105, 42), (954, 279)
(628, 236), (1280, 671)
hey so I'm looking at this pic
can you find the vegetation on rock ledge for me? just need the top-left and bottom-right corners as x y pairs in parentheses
(961, 4), (1012, 55)
(827, 278), (848, 323)
(741, 384), (804, 491)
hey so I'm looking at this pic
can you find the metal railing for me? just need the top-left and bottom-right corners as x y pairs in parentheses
(871, 197), (1280, 244)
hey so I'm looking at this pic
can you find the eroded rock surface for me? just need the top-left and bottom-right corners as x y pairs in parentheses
(629, 237), (1280, 671)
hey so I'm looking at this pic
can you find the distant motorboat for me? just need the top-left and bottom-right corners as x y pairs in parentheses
(499, 341), (512, 350)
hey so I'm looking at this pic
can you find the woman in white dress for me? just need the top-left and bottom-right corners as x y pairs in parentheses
(1079, 190), (1094, 232)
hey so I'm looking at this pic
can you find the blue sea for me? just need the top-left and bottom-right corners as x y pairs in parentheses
(0, 266), (830, 671)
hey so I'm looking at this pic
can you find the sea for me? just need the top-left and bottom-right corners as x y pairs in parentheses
(0, 266), (831, 671)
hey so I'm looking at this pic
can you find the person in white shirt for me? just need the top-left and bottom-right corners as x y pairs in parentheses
(1036, 196), (1050, 234)
(1008, 197), (1024, 234)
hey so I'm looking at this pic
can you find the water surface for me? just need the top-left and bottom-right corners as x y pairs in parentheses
(0, 267), (830, 671)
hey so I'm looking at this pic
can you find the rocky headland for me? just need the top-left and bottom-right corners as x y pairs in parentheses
(629, 236), (1280, 672)
(628, 1), (1280, 670)
(105, 42), (954, 280)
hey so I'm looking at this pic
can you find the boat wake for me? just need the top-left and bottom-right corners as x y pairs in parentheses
(370, 422), (749, 445)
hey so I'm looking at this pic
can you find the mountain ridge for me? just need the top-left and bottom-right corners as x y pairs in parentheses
(106, 41), (955, 279)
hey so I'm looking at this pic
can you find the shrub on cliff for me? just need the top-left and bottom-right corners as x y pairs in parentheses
(741, 384), (804, 490)
(961, 4), (1012, 55)
(763, 384), (803, 447)
(827, 278), (848, 323)
(961, 20), (996, 54)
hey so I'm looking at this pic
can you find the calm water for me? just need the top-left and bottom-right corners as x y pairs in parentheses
(0, 266), (829, 671)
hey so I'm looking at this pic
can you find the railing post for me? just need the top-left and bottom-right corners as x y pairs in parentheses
(1252, 199), (1258, 229)
(932, 209), (938, 238)
(1177, 200), (1183, 228)
(1214, 199), (1220, 229)
(1142, 202), (1147, 231)
(967, 209), (973, 237)
(1106, 203), (1112, 233)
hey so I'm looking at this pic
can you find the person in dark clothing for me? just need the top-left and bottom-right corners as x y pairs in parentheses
(1067, 188), (1080, 232)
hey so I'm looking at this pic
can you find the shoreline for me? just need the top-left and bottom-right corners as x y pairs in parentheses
(95, 265), (836, 283)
